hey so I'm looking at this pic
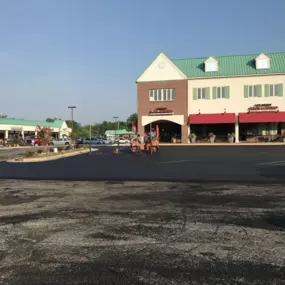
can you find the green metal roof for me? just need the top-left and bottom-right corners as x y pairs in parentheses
(105, 129), (134, 135)
(171, 52), (285, 78)
(0, 118), (64, 128)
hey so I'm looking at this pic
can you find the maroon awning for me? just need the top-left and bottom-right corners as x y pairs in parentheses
(189, 113), (236, 124)
(239, 112), (285, 123)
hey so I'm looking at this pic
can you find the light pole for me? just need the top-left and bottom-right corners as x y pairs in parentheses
(89, 124), (92, 154)
(68, 106), (76, 142)
(113, 116), (119, 147)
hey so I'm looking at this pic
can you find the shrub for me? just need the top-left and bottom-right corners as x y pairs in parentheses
(58, 147), (64, 152)
(26, 151), (35, 157)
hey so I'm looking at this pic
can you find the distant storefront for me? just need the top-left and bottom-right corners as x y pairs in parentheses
(0, 118), (71, 140)
(105, 129), (134, 140)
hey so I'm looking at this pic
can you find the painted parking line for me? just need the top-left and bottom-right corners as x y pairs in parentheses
(158, 159), (196, 164)
(256, 160), (285, 166)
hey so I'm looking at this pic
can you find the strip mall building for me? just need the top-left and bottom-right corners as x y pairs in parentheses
(136, 52), (285, 143)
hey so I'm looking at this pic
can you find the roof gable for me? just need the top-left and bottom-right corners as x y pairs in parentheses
(136, 53), (187, 82)
(256, 53), (269, 60)
(171, 52), (285, 78)
(255, 53), (270, 69)
(204, 56), (218, 63)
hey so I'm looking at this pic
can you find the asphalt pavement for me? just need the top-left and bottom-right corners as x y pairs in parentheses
(1, 145), (285, 182)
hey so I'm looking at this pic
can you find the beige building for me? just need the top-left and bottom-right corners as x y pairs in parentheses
(136, 52), (285, 143)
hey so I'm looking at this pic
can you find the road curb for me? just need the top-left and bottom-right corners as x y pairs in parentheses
(7, 148), (98, 163)
(160, 143), (285, 146)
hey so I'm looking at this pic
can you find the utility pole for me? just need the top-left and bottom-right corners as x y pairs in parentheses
(68, 106), (76, 143)
(113, 116), (119, 147)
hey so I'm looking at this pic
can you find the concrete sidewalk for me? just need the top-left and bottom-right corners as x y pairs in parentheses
(160, 142), (285, 146)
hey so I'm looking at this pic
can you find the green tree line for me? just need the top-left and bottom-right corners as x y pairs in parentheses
(46, 113), (137, 138)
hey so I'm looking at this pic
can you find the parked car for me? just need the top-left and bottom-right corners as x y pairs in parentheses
(26, 136), (40, 146)
(49, 138), (71, 146)
(100, 138), (113, 144)
(116, 138), (131, 144)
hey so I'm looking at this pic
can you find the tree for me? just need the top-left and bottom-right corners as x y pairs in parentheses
(61, 112), (137, 139)
(36, 125), (53, 147)
(46, 117), (61, 122)
(126, 113), (137, 130)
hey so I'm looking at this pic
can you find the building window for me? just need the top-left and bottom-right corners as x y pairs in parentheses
(258, 59), (269, 69)
(249, 85), (259, 97)
(244, 85), (262, 98)
(213, 86), (230, 99)
(205, 61), (218, 72)
(149, 89), (176, 101)
(256, 58), (270, 69)
(193, 87), (210, 100)
(217, 87), (226, 98)
(255, 54), (270, 69)
(265, 84), (283, 97)
(198, 88), (206, 99)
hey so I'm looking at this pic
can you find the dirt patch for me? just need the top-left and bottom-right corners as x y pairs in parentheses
(104, 190), (283, 209)
(0, 195), (39, 206)
(5, 251), (285, 285)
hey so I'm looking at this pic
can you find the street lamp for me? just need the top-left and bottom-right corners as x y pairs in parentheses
(89, 124), (92, 154)
(113, 116), (119, 147)
(68, 106), (76, 142)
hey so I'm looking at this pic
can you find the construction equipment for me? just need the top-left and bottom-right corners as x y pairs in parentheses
(130, 125), (160, 154)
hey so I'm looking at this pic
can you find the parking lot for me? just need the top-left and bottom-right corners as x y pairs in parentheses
(0, 180), (285, 285)
(0, 146), (285, 284)
(1, 145), (285, 182)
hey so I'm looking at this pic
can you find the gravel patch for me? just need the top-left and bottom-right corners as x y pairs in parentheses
(0, 180), (284, 284)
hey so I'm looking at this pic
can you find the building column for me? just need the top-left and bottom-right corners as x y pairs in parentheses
(21, 130), (24, 138)
(4, 130), (8, 139)
(35, 131), (38, 136)
(138, 123), (144, 137)
(181, 124), (188, 144)
(187, 124), (190, 143)
(235, 114), (239, 143)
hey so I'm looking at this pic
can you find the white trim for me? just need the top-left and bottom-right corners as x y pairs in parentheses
(141, 115), (184, 126)
(255, 53), (270, 69)
(187, 73), (285, 80)
(136, 53), (187, 82)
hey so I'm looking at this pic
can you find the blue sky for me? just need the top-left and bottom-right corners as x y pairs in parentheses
(0, 0), (285, 124)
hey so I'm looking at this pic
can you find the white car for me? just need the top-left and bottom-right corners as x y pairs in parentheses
(117, 138), (131, 144)
(49, 138), (71, 146)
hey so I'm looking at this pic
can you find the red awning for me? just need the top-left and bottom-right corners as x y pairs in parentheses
(239, 112), (285, 123)
(189, 113), (236, 124)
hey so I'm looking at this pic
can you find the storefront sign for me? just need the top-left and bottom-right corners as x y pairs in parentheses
(149, 109), (174, 116)
(248, 104), (278, 112)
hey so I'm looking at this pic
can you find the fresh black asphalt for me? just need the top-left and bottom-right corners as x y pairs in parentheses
(1, 145), (285, 182)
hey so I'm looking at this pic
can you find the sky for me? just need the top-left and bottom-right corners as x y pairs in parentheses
(0, 0), (285, 124)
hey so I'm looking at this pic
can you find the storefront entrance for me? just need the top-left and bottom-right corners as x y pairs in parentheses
(239, 123), (285, 141)
(145, 120), (181, 143)
(190, 124), (235, 142)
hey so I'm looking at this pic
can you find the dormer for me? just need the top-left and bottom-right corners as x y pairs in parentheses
(255, 53), (270, 69)
(204, 57), (218, 72)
